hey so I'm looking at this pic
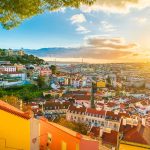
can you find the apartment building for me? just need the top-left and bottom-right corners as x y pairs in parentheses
(66, 106), (130, 132)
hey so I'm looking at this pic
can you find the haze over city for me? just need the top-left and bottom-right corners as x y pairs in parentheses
(1, 1), (150, 150)
(0, 0), (150, 63)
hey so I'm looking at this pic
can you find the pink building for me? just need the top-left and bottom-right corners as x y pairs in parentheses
(39, 117), (99, 150)
(40, 69), (52, 76)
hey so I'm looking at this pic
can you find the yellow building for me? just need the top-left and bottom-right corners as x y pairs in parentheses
(120, 141), (150, 150)
(97, 81), (106, 88)
(0, 100), (39, 150)
(43, 90), (64, 98)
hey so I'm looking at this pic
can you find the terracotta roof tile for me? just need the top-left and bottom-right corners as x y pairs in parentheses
(87, 108), (106, 115)
(120, 124), (150, 145)
(102, 130), (118, 146)
(0, 100), (30, 119)
(68, 105), (86, 113)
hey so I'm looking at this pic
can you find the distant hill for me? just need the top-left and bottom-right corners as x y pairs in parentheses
(24, 47), (78, 57)
(0, 48), (45, 65)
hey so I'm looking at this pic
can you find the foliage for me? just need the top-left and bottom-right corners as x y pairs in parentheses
(58, 118), (89, 135)
(0, 49), (44, 65)
(0, 0), (95, 29)
(50, 65), (57, 74)
(1, 95), (20, 108)
(37, 75), (47, 88)
(0, 85), (49, 102)
(106, 76), (113, 88)
(0, 95), (34, 112)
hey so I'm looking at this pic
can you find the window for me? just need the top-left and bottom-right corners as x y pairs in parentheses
(47, 133), (52, 144)
(61, 141), (67, 150)
(76, 144), (79, 150)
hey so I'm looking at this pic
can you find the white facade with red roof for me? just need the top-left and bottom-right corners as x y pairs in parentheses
(66, 106), (131, 132)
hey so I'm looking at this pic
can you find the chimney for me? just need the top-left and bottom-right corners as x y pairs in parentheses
(142, 118), (146, 126)
(114, 110), (119, 115)
(123, 118), (127, 126)
(99, 128), (103, 138)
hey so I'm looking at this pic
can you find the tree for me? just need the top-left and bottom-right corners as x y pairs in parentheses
(37, 75), (46, 88)
(0, 0), (95, 30)
(1, 95), (20, 109)
(50, 65), (57, 74)
(58, 118), (88, 135)
(106, 76), (112, 87)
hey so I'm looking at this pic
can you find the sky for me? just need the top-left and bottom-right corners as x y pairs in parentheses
(0, 0), (150, 63)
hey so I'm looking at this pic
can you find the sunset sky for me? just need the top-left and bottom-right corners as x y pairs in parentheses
(0, 0), (150, 63)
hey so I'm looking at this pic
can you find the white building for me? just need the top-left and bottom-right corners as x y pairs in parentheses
(0, 65), (16, 72)
(66, 106), (130, 132)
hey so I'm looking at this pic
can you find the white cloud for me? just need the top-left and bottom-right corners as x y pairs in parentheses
(76, 25), (90, 34)
(134, 17), (148, 24)
(84, 35), (137, 51)
(80, 0), (150, 14)
(70, 14), (86, 24)
(100, 21), (116, 32)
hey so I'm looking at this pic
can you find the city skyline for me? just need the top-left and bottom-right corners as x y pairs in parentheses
(0, 0), (150, 63)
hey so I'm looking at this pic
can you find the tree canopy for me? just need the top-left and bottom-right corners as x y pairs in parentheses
(50, 65), (57, 74)
(0, 0), (95, 30)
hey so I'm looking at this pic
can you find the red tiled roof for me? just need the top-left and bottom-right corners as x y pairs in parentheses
(68, 91), (88, 95)
(140, 100), (150, 106)
(106, 111), (129, 120)
(102, 130), (118, 146)
(123, 127), (148, 145)
(68, 105), (86, 113)
(106, 111), (120, 120)
(96, 103), (104, 106)
(0, 71), (23, 74)
(120, 124), (150, 145)
(118, 112), (130, 118)
(90, 127), (100, 137)
(0, 100), (30, 119)
(44, 101), (71, 109)
(87, 108), (106, 115)
(106, 102), (116, 107)
(74, 95), (90, 101)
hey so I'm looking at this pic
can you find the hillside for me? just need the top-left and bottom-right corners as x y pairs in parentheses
(0, 48), (45, 65)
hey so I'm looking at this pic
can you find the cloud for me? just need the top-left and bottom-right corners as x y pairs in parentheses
(85, 36), (137, 50)
(50, 36), (137, 60)
(78, 47), (133, 59)
(80, 0), (150, 13)
(76, 25), (90, 34)
(73, 36), (137, 60)
(100, 21), (116, 32)
(134, 17), (148, 24)
(70, 14), (86, 24)
(31, 36), (139, 62)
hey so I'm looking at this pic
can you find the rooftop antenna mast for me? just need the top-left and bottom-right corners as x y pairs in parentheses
(80, 58), (83, 73)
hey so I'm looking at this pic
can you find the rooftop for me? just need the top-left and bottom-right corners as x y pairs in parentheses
(0, 100), (30, 120)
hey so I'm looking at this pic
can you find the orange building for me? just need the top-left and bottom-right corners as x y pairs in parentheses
(39, 117), (99, 150)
